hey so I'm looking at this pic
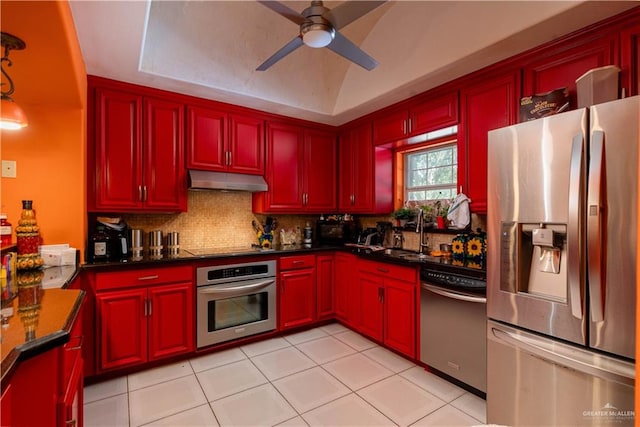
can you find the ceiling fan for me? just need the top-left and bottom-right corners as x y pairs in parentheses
(256, 0), (386, 71)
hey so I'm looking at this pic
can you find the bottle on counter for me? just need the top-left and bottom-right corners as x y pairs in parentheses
(0, 214), (12, 247)
(303, 222), (313, 245)
(90, 225), (111, 262)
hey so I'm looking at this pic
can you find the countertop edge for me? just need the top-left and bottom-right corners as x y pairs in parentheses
(1, 289), (85, 389)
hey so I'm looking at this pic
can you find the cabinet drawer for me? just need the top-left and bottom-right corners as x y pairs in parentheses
(358, 259), (417, 283)
(95, 265), (192, 291)
(280, 254), (315, 271)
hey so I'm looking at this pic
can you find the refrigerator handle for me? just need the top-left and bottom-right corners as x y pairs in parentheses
(490, 326), (634, 386)
(587, 130), (605, 322)
(567, 133), (584, 319)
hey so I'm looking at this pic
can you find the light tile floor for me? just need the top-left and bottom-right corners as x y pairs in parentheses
(84, 323), (486, 427)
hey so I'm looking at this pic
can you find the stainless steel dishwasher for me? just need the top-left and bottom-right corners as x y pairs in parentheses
(420, 265), (487, 394)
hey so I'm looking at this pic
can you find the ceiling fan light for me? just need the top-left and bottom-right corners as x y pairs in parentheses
(301, 23), (334, 48)
(0, 98), (28, 130)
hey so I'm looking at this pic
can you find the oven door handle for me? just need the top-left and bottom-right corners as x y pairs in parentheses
(421, 282), (486, 304)
(199, 279), (276, 297)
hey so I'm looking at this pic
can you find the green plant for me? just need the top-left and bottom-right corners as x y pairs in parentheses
(434, 199), (450, 217)
(391, 207), (415, 220)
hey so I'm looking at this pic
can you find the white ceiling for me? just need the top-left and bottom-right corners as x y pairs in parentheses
(69, 1), (637, 126)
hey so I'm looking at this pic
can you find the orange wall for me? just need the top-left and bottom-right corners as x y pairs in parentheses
(1, 1), (87, 258)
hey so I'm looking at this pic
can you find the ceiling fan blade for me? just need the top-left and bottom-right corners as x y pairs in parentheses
(323, 1), (386, 30)
(256, 36), (304, 71)
(326, 31), (378, 71)
(257, 1), (305, 25)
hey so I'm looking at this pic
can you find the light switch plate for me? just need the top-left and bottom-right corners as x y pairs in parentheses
(2, 160), (17, 178)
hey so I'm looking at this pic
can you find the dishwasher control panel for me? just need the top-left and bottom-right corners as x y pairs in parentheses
(421, 269), (486, 292)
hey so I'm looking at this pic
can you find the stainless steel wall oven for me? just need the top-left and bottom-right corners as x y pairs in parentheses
(196, 260), (277, 348)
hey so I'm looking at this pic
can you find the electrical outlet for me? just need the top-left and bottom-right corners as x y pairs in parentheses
(1, 160), (17, 178)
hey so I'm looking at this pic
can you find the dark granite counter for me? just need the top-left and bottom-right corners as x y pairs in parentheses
(1, 255), (84, 387)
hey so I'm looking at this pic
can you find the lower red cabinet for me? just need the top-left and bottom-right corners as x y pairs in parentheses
(316, 254), (335, 320)
(279, 255), (317, 330)
(357, 260), (418, 359)
(95, 266), (194, 373)
(334, 252), (360, 329)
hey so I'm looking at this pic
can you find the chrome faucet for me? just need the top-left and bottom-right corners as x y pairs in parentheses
(416, 208), (428, 257)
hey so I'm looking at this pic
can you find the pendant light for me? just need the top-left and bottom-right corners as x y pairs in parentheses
(1, 32), (28, 130)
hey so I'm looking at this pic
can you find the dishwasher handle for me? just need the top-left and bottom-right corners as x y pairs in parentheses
(421, 282), (486, 304)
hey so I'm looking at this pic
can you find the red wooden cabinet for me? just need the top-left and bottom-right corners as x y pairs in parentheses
(95, 267), (194, 373)
(254, 122), (336, 213)
(338, 122), (393, 214)
(372, 92), (459, 145)
(621, 23), (640, 97)
(316, 254), (335, 320)
(459, 71), (519, 214)
(279, 255), (317, 330)
(187, 106), (265, 175)
(334, 252), (360, 328)
(522, 34), (619, 110)
(358, 271), (384, 342)
(356, 259), (418, 358)
(91, 83), (186, 212)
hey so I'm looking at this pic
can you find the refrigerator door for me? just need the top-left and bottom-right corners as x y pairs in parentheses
(588, 96), (639, 359)
(487, 320), (635, 427)
(487, 109), (588, 345)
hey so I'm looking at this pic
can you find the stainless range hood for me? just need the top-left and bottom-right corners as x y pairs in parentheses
(188, 170), (268, 192)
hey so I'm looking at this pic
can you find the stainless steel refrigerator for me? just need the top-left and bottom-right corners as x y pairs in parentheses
(486, 96), (637, 426)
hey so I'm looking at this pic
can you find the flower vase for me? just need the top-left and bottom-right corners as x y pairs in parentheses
(436, 216), (446, 229)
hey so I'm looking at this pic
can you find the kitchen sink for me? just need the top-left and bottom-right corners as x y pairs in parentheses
(381, 249), (427, 260)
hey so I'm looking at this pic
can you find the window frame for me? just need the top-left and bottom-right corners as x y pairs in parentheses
(398, 136), (458, 205)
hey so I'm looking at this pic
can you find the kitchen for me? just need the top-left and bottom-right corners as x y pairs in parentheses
(1, 1), (639, 426)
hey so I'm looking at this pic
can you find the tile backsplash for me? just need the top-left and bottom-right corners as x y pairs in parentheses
(119, 191), (486, 251)
(121, 191), (319, 249)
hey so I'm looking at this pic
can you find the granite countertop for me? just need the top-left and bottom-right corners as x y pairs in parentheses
(1, 260), (84, 388)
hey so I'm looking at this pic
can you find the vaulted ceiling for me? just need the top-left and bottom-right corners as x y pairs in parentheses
(68, 1), (637, 125)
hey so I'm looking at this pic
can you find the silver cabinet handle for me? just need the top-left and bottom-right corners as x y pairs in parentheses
(138, 185), (143, 201)
(142, 185), (148, 202)
(148, 298), (152, 316)
(587, 130), (605, 322)
(138, 275), (159, 281)
(567, 133), (585, 319)
(422, 283), (487, 304)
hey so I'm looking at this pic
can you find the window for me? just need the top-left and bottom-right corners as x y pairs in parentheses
(405, 142), (457, 203)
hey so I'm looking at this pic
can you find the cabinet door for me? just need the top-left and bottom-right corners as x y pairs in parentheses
(228, 113), (265, 175)
(621, 24), (640, 97)
(186, 105), (226, 171)
(280, 268), (316, 330)
(58, 356), (83, 427)
(148, 282), (194, 361)
(338, 123), (374, 212)
(94, 88), (143, 210)
(410, 92), (459, 135)
(143, 97), (187, 211)
(97, 288), (147, 371)
(334, 253), (360, 328)
(358, 271), (384, 342)
(304, 130), (337, 212)
(459, 72), (518, 214)
(316, 254), (335, 320)
(372, 109), (408, 145)
(264, 123), (304, 211)
(383, 277), (416, 358)
(522, 34), (618, 109)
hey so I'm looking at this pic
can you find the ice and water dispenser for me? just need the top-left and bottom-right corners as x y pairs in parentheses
(500, 222), (568, 302)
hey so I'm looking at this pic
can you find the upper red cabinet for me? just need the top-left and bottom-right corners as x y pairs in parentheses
(372, 92), (458, 145)
(621, 23), (640, 97)
(521, 34), (619, 111)
(338, 122), (392, 214)
(90, 80), (186, 213)
(253, 122), (336, 213)
(459, 71), (519, 215)
(186, 105), (265, 175)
